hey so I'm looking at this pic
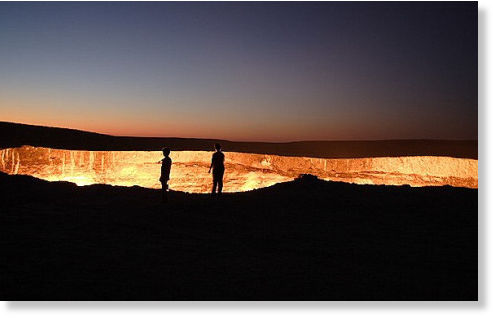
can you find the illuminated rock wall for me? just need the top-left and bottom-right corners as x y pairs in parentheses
(0, 146), (478, 192)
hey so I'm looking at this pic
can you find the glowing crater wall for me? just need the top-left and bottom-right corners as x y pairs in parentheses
(0, 146), (478, 192)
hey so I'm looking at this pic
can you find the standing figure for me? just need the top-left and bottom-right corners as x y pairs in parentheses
(208, 143), (225, 195)
(159, 147), (172, 203)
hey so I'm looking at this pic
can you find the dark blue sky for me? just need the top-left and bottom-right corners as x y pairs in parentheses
(0, 2), (477, 141)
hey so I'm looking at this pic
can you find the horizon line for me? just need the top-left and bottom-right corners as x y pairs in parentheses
(0, 120), (479, 144)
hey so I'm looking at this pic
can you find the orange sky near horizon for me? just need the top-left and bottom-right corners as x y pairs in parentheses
(0, 2), (477, 142)
(0, 91), (477, 142)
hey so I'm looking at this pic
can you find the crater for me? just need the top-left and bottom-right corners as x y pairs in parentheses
(0, 146), (478, 192)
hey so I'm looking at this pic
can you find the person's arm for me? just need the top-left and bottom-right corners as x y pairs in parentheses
(208, 156), (213, 173)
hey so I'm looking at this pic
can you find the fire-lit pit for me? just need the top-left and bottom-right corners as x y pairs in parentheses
(0, 146), (478, 192)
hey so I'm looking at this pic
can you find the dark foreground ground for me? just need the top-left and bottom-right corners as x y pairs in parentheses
(0, 172), (477, 300)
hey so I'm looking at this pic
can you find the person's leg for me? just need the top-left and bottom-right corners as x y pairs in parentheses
(218, 180), (223, 194)
(162, 181), (168, 203)
(217, 169), (224, 194)
(212, 177), (217, 194)
(161, 182), (165, 202)
(218, 172), (223, 194)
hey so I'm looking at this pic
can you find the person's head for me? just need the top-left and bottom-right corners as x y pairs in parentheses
(214, 143), (221, 151)
(162, 147), (171, 157)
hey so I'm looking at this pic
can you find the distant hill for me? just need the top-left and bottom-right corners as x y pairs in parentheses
(0, 121), (478, 159)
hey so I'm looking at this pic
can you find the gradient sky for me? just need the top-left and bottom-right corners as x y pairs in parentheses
(0, 2), (477, 141)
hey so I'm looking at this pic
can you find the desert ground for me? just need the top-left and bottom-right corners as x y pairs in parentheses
(0, 172), (477, 300)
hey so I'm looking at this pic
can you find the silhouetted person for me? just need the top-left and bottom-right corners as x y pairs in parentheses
(159, 147), (172, 203)
(208, 143), (225, 195)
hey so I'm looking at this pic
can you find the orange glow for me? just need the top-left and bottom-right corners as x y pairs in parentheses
(0, 146), (478, 192)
